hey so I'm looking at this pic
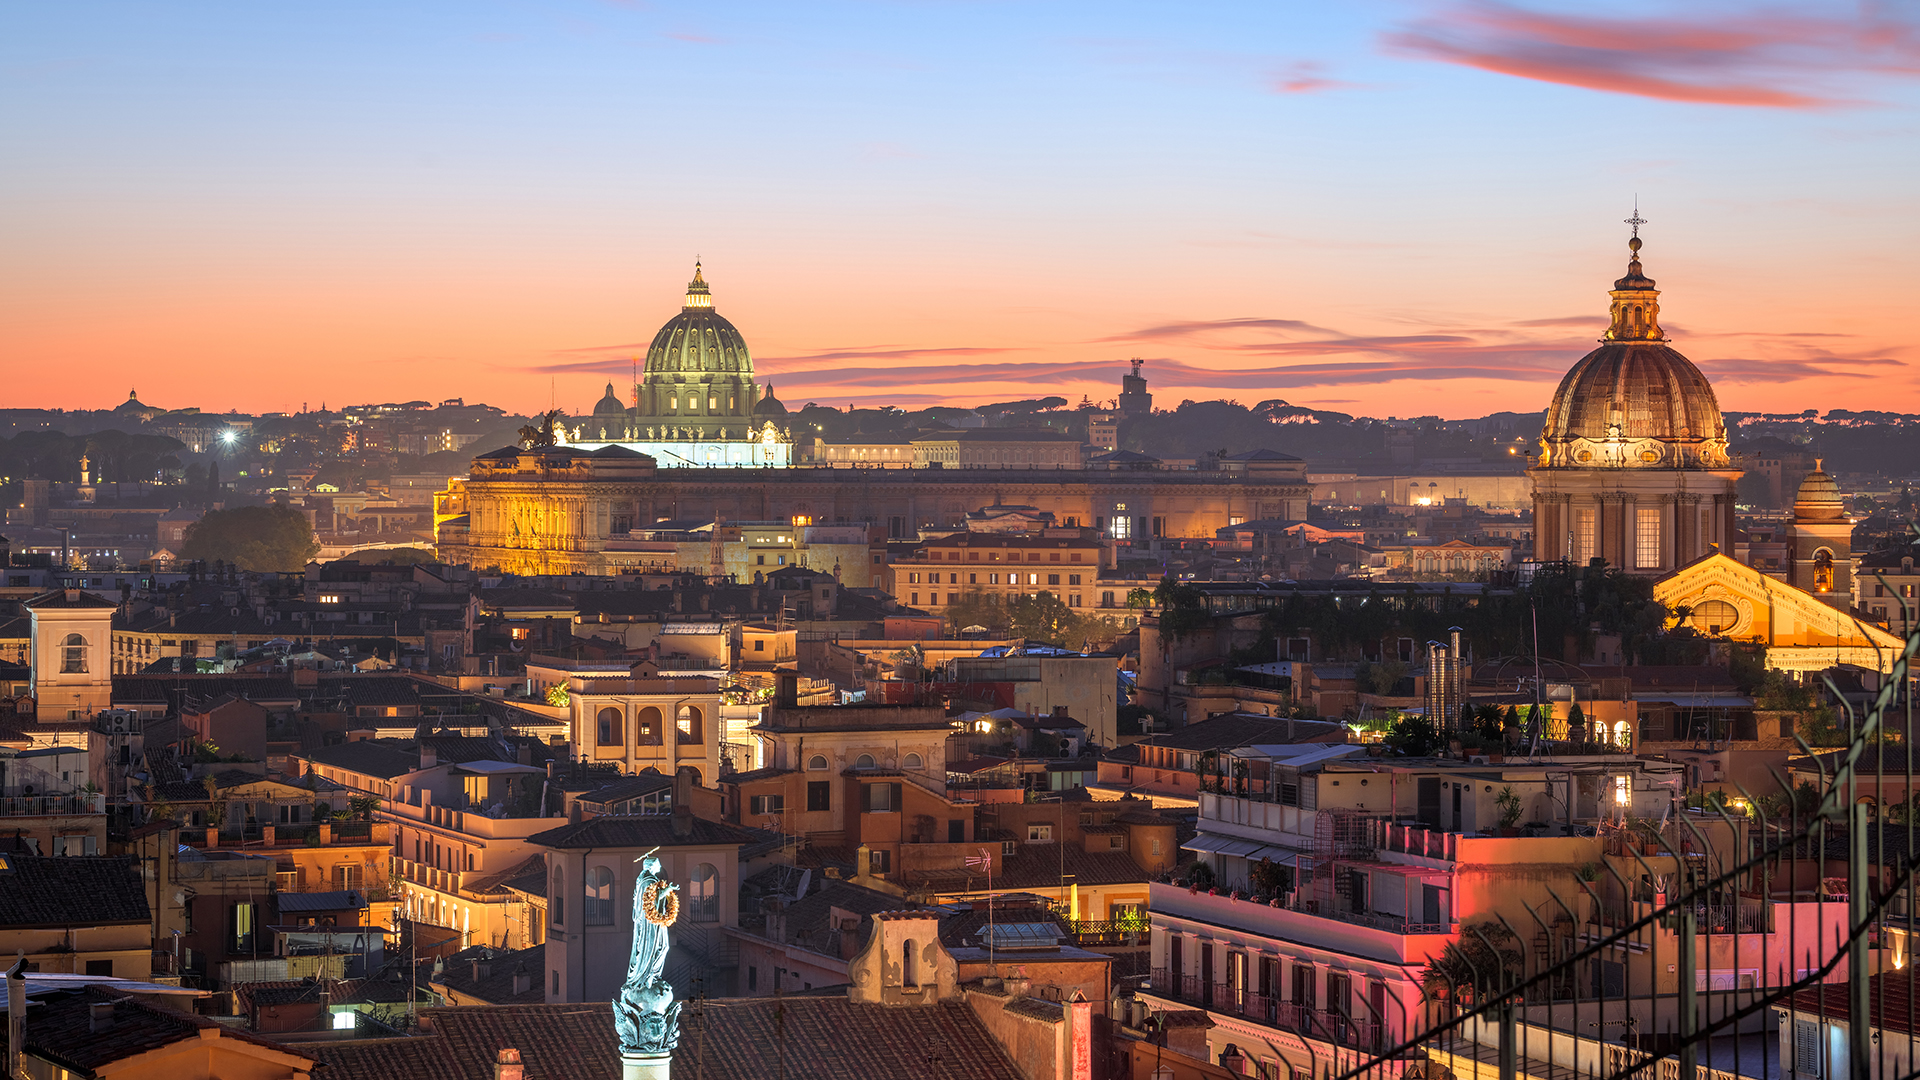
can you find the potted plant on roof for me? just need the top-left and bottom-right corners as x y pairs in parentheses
(1495, 786), (1525, 837)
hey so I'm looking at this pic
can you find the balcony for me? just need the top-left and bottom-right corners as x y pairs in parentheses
(0, 794), (104, 817)
(1150, 882), (1456, 966)
(1147, 970), (1381, 1050)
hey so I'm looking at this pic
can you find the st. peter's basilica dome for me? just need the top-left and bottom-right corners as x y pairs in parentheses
(1536, 236), (1730, 470)
(643, 263), (754, 378)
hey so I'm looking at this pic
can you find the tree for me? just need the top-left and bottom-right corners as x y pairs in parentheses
(1385, 713), (1441, 757)
(180, 504), (320, 571)
(206, 459), (222, 504)
(1006, 591), (1076, 645)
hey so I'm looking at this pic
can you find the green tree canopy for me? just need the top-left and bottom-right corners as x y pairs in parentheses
(181, 504), (320, 571)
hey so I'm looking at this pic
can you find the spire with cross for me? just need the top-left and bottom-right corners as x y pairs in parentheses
(1624, 199), (1646, 239)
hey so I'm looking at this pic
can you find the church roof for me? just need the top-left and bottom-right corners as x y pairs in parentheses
(1537, 235), (1729, 469)
(643, 263), (753, 380)
(752, 383), (788, 417)
(1793, 461), (1845, 521)
(591, 382), (626, 416)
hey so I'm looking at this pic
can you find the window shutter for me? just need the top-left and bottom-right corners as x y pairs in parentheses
(1794, 1020), (1821, 1077)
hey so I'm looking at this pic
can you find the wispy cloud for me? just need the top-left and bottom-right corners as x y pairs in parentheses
(1385, 3), (1920, 107)
(1269, 61), (1361, 94)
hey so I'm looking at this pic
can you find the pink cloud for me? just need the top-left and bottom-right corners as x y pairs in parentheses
(1269, 61), (1359, 94)
(1385, 3), (1920, 107)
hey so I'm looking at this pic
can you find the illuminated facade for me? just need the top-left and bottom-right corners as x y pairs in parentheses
(436, 449), (1311, 575)
(1529, 233), (1740, 572)
(569, 264), (793, 467)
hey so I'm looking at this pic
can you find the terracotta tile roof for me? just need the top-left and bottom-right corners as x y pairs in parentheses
(1143, 714), (1346, 751)
(307, 998), (1028, 1080)
(24, 589), (117, 609)
(299, 739), (421, 779)
(0, 856), (148, 928)
(14, 987), (315, 1075)
(526, 814), (761, 850)
(1788, 973), (1917, 1035)
(427, 945), (545, 1005)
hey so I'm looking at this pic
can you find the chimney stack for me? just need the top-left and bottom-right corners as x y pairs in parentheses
(672, 767), (694, 839)
(511, 962), (531, 996)
(494, 1048), (525, 1080)
(89, 1001), (116, 1033)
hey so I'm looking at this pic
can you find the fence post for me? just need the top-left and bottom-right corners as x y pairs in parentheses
(1678, 905), (1696, 1080)
(1497, 996), (1516, 1080)
(1850, 799), (1871, 1080)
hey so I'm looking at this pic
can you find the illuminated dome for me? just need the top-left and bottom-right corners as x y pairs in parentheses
(1793, 460), (1845, 522)
(643, 263), (754, 378)
(1536, 237), (1730, 470)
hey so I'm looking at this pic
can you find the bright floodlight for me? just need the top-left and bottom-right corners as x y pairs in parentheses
(220, 431), (238, 444)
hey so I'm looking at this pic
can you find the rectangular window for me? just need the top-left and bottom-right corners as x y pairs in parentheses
(864, 783), (899, 812)
(1635, 506), (1661, 569)
(1047, 574), (1060, 585)
(988, 573), (998, 585)
(748, 966), (758, 991)
(754, 640), (765, 652)
(1027, 573), (1039, 585)
(807, 781), (831, 812)
(749, 794), (784, 816)
(910, 593), (919, 605)
(1028, 823), (1053, 842)
(232, 902), (257, 953)
(1110, 516), (1132, 540)
(1794, 1020), (1821, 1077)
(868, 848), (891, 873)
(1575, 508), (1595, 564)
(1068, 574), (1081, 586)
(946, 593), (958, 605)
(969, 574), (977, 585)
(1069, 595), (1081, 608)
(85, 959), (114, 976)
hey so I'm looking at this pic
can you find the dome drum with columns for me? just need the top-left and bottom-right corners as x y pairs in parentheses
(568, 264), (792, 467)
(1529, 231), (1742, 573)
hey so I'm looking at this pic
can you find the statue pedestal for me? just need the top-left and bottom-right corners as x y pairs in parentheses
(621, 1050), (672, 1080)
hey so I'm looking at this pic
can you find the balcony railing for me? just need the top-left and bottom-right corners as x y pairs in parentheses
(1150, 969), (1333, 1040)
(1273, 892), (1452, 936)
(0, 794), (103, 817)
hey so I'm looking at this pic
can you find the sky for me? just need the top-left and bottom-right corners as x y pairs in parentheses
(4, 1), (1918, 420)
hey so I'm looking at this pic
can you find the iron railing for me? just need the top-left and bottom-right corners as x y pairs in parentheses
(1311, 611), (1920, 1080)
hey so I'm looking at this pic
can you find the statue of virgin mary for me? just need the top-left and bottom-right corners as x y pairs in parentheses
(613, 849), (682, 1056)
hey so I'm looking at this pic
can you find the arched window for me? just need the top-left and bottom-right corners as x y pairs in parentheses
(637, 707), (663, 745)
(1813, 549), (1834, 592)
(597, 707), (623, 747)
(855, 754), (876, 770)
(902, 939), (919, 987)
(676, 704), (703, 744)
(903, 752), (924, 770)
(687, 863), (719, 922)
(584, 865), (615, 924)
(60, 634), (88, 675)
(807, 755), (829, 771)
(550, 865), (566, 927)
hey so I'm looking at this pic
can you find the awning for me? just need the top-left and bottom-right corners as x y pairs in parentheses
(1183, 834), (1298, 863)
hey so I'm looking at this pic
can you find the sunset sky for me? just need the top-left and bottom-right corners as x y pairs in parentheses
(5, 2), (1917, 419)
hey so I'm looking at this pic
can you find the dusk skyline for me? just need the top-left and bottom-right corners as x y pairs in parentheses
(6, 1), (1917, 418)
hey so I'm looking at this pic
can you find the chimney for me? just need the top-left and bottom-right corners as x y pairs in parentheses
(64, 588), (80, 603)
(672, 590), (683, 613)
(494, 1048), (525, 1080)
(517, 742), (533, 766)
(672, 767), (694, 839)
(545, 761), (555, 781)
(511, 962), (531, 996)
(1067, 992), (1093, 1080)
(567, 798), (583, 825)
(421, 744), (438, 770)
(1005, 965), (1031, 998)
(775, 671), (799, 709)
(472, 955), (492, 982)
(89, 1000), (116, 1033)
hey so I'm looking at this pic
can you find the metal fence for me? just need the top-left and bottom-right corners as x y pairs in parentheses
(1311, 617), (1920, 1080)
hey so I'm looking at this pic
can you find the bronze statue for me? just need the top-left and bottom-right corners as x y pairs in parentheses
(613, 848), (682, 1056)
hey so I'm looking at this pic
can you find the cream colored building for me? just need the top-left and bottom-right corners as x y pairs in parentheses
(1655, 552), (1905, 673)
(24, 588), (115, 721)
